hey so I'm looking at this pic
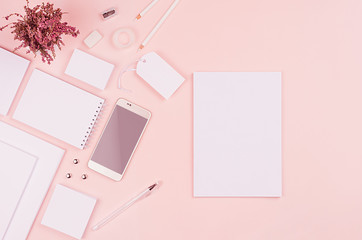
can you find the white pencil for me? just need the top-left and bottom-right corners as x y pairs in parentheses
(138, 0), (180, 51)
(135, 0), (160, 21)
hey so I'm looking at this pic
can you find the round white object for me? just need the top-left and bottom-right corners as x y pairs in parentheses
(112, 28), (136, 48)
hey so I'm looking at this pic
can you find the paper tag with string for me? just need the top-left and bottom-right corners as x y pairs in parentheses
(118, 52), (185, 99)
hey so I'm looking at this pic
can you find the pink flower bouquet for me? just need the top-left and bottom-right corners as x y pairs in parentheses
(0, 0), (79, 64)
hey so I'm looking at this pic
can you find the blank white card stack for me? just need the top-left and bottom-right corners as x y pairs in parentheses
(193, 72), (282, 197)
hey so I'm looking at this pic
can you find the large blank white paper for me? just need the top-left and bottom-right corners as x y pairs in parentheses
(0, 47), (30, 115)
(13, 69), (104, 149)
(193, 72), (282, 197)
(0, 121), (64, 240)
(65, 49), (114, 90)
(41, 184), (97, 240)
(0, 141), (37, 240)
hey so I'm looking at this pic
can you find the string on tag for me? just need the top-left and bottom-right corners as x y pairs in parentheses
(118, 59), (146, 92)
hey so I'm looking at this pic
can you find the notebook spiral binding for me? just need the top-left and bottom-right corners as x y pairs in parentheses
(81, 101), (104, 148)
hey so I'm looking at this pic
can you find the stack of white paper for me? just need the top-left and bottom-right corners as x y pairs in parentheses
(0, 121), (64, 239)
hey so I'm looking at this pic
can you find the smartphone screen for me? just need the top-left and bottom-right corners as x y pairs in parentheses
(90, 105), (149, 175)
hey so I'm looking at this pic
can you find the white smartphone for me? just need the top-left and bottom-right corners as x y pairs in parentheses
(88, 98), (151, 181)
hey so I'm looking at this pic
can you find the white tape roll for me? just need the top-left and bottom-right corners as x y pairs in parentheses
(112, 28), (135, 48)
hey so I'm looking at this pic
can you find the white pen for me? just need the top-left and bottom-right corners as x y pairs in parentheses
(92, 182), (160, 231)
(135, 0), (160, 21)
(138, 0), (180, 51)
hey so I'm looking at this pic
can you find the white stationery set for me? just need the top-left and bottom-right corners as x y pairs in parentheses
(193, 72), (282, 197)
(0, 2), (283, 236)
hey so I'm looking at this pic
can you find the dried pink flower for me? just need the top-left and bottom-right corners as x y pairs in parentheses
(0, 0), (79, 64)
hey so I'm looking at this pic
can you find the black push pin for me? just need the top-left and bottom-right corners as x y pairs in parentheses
(66, 173), (72, 178)
(73, 159), (79, 164)
(81, 174), (88, 180)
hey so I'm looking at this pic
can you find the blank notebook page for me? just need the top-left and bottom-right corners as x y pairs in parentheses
(13, 69), (104, 149)
(193, 72), (282, 197)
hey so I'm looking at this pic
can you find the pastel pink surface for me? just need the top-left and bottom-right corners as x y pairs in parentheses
(1, 0), (362, 239)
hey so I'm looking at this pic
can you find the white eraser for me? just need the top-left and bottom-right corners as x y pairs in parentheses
(83, 30), (103, 48)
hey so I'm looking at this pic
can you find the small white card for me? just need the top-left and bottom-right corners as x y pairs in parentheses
(65, 49), (114, 90)
(136, 52), (185, 99)
(41, 184), (97, 239)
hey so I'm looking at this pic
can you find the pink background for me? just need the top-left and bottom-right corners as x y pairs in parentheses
(1, 0), (362, 239)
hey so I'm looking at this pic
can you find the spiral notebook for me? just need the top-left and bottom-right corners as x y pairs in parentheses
(13, 69), (104, 149)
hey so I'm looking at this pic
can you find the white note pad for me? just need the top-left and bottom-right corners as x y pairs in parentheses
(0, 121), (64, 240)
(42, 184), (97, 240)
(0, 141), (37, 240)
(65, 49), (114, 90)
(0, 47), (30, 115)
(13, 69), (104, 149)
(136, 52), (185, 99)
(193, 72), (282, 197)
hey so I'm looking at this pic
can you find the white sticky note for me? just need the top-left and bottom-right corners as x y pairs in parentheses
(136, 52), (185, 99)
(193, 72), (282, 197)
(0, 141), (37, 239)
(41, 184), (97, 240)
(65, 49), (114, 90)
(0, 47), (30, 115)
